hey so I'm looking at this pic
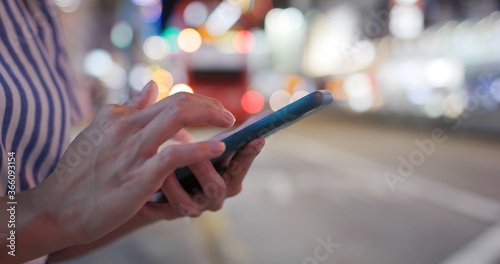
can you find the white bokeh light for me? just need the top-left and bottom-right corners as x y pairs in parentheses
(425, 58), (455, 88)
(269, 90), (292, 111)
(128, 64), (151, 92)
(84, 49), (113, 77)
(389, 5), (424, 39)
(205, 1), (242, 37)
(170, 84), (194, 95)
(183, 1), (208, 27)
(100, 63), (127, 90)
(352, 40), (376, 67)
(343, 73), (374, 113)
(143, 36), (170, 60)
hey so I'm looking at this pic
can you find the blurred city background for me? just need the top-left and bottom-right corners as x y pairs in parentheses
(55, 0), (500, 263)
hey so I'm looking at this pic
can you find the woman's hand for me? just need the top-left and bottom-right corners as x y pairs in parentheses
(38, 81), (262, 246)
(139, 135), (265, 220)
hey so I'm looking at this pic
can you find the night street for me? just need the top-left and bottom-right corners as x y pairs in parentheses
(62, 111), (500, 264)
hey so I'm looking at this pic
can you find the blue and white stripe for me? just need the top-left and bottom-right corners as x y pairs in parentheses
(0, 0), (81, 196)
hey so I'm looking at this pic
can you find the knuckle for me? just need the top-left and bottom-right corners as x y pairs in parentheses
(195, 143), (212, 159)
(203, 181), (226, 199)
(208, 97), (224, 109)
(178, 203), (202, 217)
(237, 145), (254, 156)
(164, 102), (186, 123)
(192, 194), (210, 209)
(95, 105), (132, 128)
(226, 160), (244, 176)
(96, 104), (113, 118)
(167, 102), (182, 116)
(100, 104), (121, 116)
(209, 202), (224, 212)
(208, 104), (222, 117)
(110, 117), (130, 133)
(162, 146), (179, 167)
(171, 92), (191, 102)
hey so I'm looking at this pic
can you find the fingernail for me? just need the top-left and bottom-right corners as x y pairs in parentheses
(251, 137), (265, 147)
(209, 141), (225, 154)
(250, 138), (265, 153)
(141, 81), (155, 93)
(222, 109), (236, 126)
(255, 139), (265, 151)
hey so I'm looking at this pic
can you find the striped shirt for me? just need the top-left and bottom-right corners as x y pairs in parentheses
(0, 0), (81, 262)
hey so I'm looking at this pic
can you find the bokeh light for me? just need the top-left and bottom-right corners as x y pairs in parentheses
(205, 1), (242, 37)
(291, 91), (309, 102)
(301, 5), (356, 77)
(131, 0), (157, 6)
(54, 0), (80, 13)
(265, 7), (304, 32)
(424, 93), (446, 119)
(128, 64), (151, 92)
(100, 63), (127, 90)
(269, 90), (292, 111)
(178, 28), (202, 53)
(84, 49), (113, 77)
(425, 58), (455, 88)
(140, 3), (162, 23)
(389, 5), (424, 39)
(406, 86), (432, 105)
(162, 27), (181, 55)
(233, 30), (256, 54)
(151, 69), (174, 95)
(444, 93), (466, 119)
(110, 21), (134, 49)
(352, 40), (376, 67)
(169, 84), (194, 95)
(343, 73), (374, 113)
(396, 0), (418, 4)
(143, 36), (170, 60)
(215, 31), (238, 54)
(325, 78), (346, 101)
(183, 1), (208, 27)
(228, 0), (252, 13)
(490, 78), (500, 102)
(241, 90), (265, 114)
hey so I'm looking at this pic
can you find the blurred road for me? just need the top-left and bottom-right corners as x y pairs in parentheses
(61, 109), (500, 264)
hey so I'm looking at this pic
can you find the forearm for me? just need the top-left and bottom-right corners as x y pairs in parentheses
(0, 185), (68, 263)
(49, 215), (157, 263)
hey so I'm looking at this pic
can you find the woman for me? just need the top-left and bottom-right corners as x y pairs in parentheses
(0, 1), (264, 263)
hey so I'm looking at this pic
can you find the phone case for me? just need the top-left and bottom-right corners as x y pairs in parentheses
(174, 90), (333, 195)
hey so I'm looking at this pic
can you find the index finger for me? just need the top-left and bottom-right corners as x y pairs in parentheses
(138, 101), (235, 152)
(125, 92), (226, 129)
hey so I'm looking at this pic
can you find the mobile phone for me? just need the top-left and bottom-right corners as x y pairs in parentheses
(152, 90), (333, 200)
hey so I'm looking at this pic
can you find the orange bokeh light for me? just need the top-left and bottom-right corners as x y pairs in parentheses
(178, 28), (202, 53)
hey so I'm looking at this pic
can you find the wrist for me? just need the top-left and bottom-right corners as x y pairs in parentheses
(0, 181), (75, 263)
(20, 182), (73, 248)
(35, 175), (85, 247)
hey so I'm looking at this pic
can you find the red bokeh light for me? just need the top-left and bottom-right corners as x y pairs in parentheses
(233, 30), (256, 54)
(241, 90), (264, 114)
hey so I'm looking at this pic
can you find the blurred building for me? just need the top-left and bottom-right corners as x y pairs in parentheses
(55, 0), (500, 131)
